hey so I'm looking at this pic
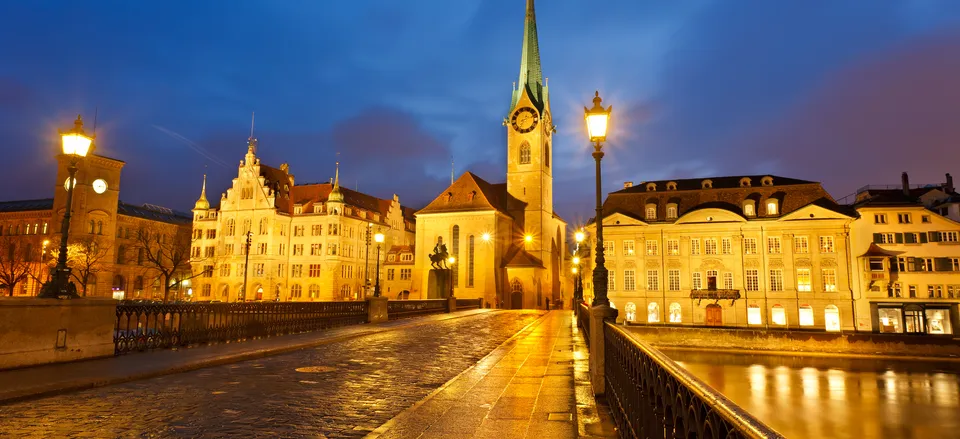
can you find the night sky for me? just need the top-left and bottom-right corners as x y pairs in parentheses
(2, 1), (960, 227)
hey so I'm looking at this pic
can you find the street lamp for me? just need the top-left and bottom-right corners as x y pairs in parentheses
(447, 256), (456, 299)
(365, 223), (373, 296)
(241, 231), (252, 302)
(40, 115), (94, 299)
(374, 231), (385, 297)
(584, 91), (611, 307)
(573, 229), (585, 305)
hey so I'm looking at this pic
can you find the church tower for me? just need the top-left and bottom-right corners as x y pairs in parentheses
(506, 0), (554, 261)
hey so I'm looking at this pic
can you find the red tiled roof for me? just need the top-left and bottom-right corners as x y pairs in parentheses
(417, 172), (511, 216)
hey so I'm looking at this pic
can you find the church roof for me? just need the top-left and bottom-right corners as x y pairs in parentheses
(417, 172), (510, 216)
(511, 0), (546, 112)
(117, 202), (192, 225)
(502, 245), (544, 269)
(0, 198), (54, 213)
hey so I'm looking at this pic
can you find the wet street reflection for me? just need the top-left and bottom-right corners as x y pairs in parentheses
(663, 349), (960, 439)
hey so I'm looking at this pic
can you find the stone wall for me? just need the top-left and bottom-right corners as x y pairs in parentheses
(624, 323), (960, 358)
(0, 298), (116, 370)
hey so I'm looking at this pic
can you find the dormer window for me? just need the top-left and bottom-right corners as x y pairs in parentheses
(666, 204), (678, 219)
(293, 205), (303, 215)
(646, 182), (657, 192)
(645, 203), (657, 220)
(467, 191), (476, 201)
(445, 192), (453, 204)
(766, 200), (779, 215)
(702, 179), (713, 189)
(761, 176), (774, 187)
(666, 181), (677, 191)
(314, 204), (323, 213)
(740, 177), (752, 187)
(743, 202), (756, 217)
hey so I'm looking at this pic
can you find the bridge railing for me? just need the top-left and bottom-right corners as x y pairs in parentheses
(577, 302), (590, 347)
(456, 298), (483, 310)
(387, 299), (448, 320)
(602, 322), (785, 439)
(114, 301), (368, 355)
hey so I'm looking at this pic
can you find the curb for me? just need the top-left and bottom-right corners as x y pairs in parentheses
(0, 309), (495, 406)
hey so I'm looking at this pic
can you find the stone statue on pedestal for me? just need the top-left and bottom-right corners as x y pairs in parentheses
(429, 237), (450, 269)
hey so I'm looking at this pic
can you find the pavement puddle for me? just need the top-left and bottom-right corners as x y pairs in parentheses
(295, 366), (337, 373)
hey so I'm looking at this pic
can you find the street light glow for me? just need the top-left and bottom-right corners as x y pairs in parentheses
(573, 256), (580, 265)
(374, 232), (385, 243)
(482, 232), (491, 242)
(448, 256), (456, 264)
(584, 91), (611, 143)
(575, 230), (585, 243)
(524, 234), (532, 243)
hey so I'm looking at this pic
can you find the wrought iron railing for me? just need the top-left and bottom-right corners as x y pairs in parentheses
(456, 298), (483, 310)
(387, 299), (448, 320)
(603, 323), (784, 439)
(578, 302), (591, 346)
(114, 301), (368, 355)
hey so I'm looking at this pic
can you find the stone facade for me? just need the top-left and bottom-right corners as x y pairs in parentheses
(189, 139), (415, 302)
(413, 0), (566, 309)
(585, 175), (857, 332)
(381, 245), (415, 299)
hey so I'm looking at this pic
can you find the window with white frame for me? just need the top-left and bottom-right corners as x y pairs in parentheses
(951, 258), (959, 271)
(771, 305), (786, 325)
(604, 241), (615, 256)
(667, 240), (679, 256)
(799, 305), (814, 326)
(669, 303), (682, 323)
(796, 268), (811, 292)
(794, 236), (809, 254)
(645, 205), (656, 220)
(746, 269), (759, 291)
(766, 200), (778, 215)
(769, 269), (784, 291)
(623, 270), (636, 291)
(645, 240), (658, 256)
(877, 233), (895, 244)
(723, 272), (734, 290)
(819, 236), (835, 253)
(897, 213), (911, 224)
(692, 272), (702, 290)
(623, 240), (635, 256)
(704, 238), (718, 255)
(668, 270), (680, 291)
(767, 237), (781, 254)
(744, 238), (757, 254)
(690, 239), (701, 255)
(666, 205), (678, 219)
(743, 202), (755, 217)
(706, 270), (718, 290)
(824, 305), (841, 331)
(941, 231), (959, 242)
(747, 305), (762, 325)
(874, 214), (887, 224)
(647, 302), (660, 323)
(721, 238), (732, 255)
(822, 269), (837, 292)
(608, 271), (616, 291)
(624, 303), (637, 322)
(647, 270), (659, 291)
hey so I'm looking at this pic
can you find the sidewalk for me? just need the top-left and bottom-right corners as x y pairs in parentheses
(366, 310), (619, 439)
(0, 309), (492, 405)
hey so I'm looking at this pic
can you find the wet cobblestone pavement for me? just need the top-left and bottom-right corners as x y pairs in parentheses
(0, 310), (543, 439)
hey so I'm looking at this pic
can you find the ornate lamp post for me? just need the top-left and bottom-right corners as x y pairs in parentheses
(365, 222), (372, 296)
(241, 231), (252, 302)
(40, 115), (94, 299)
(374, 232), (385, 297)
(584, 91), (611, 307)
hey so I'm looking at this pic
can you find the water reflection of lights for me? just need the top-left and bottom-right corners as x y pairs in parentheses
(883, 371), (898, 402)
(774, 366), (791, 396)
(933, 374), (960, 408)
(801, 367), (819, 397)
(748, 364), (767, 392)
(826, 369), (846, 400)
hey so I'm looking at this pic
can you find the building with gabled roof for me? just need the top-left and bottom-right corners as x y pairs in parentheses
(413, 0), (567, 309)
(584, 174), (857, 331)
(190, 136), (415, 302)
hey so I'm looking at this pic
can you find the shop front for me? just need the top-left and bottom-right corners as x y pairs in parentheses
(871, 302), (958, 335)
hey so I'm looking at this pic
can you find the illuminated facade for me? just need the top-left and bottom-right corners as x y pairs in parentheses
(0, 153), (191, 299)
(585, 176), (857, 331)
(849, 172), (960, 335)
(381, 245), (415, 299)
(413, 0), (566, 309)
(190, 138), (415, 302)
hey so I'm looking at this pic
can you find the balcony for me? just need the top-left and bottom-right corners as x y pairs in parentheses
(690, 289), (741, 305)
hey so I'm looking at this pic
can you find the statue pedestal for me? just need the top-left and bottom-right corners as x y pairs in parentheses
(427, 269), (452, 299)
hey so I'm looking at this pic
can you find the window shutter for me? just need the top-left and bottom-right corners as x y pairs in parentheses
(929, 232), (941, 242)
(895, 233), (904, 244)
(919, 233), (928, 244)
(935, 258), (951, 272)
(905, 233), (916, 244)
(889, 257), (899, 272)
(873, 233), (882, 243)
(909, 257), (919, 272)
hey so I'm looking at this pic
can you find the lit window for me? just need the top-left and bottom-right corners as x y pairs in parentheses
(925, 309), (953, 334)
(794, 236), (808, 254)
(797, 268), (811, 292)
(603, 241), (615, 256)
(819, 236), (835, 253)
(667, 240), (679, 256)
(624, 303), (637, 322)
(668, 303), (682, 323)
(766, 200), (778, 215)
(747, 305), (762, 325)
(824, 305), (841, 332)
(645, 205), (656, 220)
(647, 302), (660, 323)
(744, 238), (757, 255)
(878, 308), (902, 333)
(743, 203), (755, 217)
(666, 205), (678, 219)
(799, 305), (814, 326)
(623, 240), (635, 256)
(767, 237), (781, 254)
(771, 305), (786, 325)
(822, 269), (837, 292)
(645, 240), (658, 256)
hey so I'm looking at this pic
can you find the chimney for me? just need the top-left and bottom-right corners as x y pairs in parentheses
(946, 173), (955, 194)
(624, 181), (633, 189)
(901, 172), (910, 196)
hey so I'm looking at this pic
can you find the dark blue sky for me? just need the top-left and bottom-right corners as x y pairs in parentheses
(2, 1), (960, 227)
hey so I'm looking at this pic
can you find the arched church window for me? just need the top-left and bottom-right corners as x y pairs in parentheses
(452, 225), (460, 287)
(467, 235), (475, 287)
(544, 142), (550, 167)
(511, 279), (523, 293)
(519, 142), (531, 165)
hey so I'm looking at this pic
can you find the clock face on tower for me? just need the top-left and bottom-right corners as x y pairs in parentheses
(92, 179), (108, 194)
(511, 107), (539, 133)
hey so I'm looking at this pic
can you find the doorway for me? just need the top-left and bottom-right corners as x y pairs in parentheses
(705, 304), (723, 326)
(510, 279), (523, 309)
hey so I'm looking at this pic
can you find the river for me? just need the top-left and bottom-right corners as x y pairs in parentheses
(662, 349), (960, 439)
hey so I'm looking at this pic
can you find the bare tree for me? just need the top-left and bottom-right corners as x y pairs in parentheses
(0, 235), (39, 296)
(133, 224), (194, 303)
(47, 235), (111, 297)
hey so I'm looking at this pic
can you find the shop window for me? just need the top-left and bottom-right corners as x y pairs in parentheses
(799, 305), (814, 326)
(878, 308), (902, 333)
(624, 302), (637, 322)
(904, 306), (924, 333)
(824, 305), (841, 332)
(925, 309), (952, 335)
(647, 302), (660, 323)
(747, 305), (762, 325)
(771, 305), (786, 326)
(669, 303), (682, 323)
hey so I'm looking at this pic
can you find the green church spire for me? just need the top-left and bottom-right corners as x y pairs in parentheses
(511, 0), (545, 112)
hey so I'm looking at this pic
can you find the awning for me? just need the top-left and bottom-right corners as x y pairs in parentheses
(859, 243), (903, 258)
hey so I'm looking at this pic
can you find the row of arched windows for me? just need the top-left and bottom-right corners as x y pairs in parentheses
(1, 222), (48, 236)
(448, 225), (476, 289)
(623, 301), (841, 331)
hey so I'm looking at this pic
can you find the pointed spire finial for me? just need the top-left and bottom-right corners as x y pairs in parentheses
(194, 173), (211, 210)
(247, 112), (258, 155)
(334, 161), (340, 189)
(511, 0), (545, 112)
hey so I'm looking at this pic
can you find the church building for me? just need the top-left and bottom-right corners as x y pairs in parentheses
(413, 0), (566, 309)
